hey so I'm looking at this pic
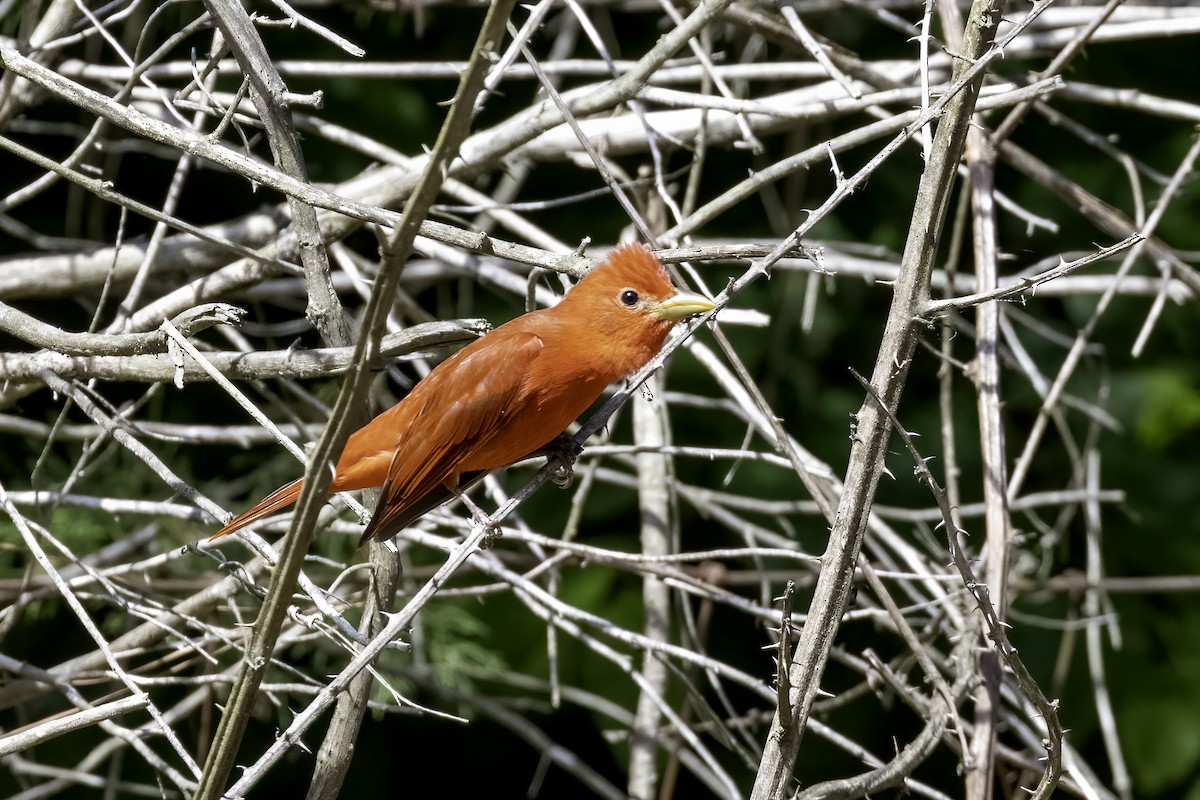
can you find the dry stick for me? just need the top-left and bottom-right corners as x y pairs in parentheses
(39, 372), (226, 525)
(202, 0), (353, 350)
(190, 3), (519, 797)
(1057, 82), (1200, 125)
(942, 0), (1007, 777)
(0, 301), (244, 357)
(628, 373), (674, 800)
(0, 694), (150, 757)
(923, 237), (1143, 315)
(39, 43), (1155, 87)
(851, 371), (1064, 799)
(748, 0), (1005, 794)
(773, 582), (796, 732)
(1083, 438), (1131, 800)
(938, 187), (971, 576)
(264, 0), (364, 56)
(777, 4), (859, 99)
(0, 320), (485, 383)
(964, 121), (1009, 800)
(305, 519), (397, 800)
(477, 0), (552, 114)
(301, 296), (397, 800)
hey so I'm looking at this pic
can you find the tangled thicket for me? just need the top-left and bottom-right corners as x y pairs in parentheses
(0, 0), (1197, 798)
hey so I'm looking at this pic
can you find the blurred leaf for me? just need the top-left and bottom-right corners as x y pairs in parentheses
(423, 600), (507, 693)
(1123, 692), (1200, 795)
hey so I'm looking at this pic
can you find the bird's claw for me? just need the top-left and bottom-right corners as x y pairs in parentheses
(551, 462), (574, 489)
(544, 433), (583, 489)
(478, 522), (503, 550)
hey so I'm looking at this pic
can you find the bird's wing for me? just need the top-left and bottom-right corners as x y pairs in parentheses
(361, 330), (544, 541)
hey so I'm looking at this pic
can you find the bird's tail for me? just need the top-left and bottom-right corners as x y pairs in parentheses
(210, 478), (305, 540)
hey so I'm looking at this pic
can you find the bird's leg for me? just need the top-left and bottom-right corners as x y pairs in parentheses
(543, 433), (584, 489)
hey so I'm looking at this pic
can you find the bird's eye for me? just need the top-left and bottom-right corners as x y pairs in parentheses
(619, 289), (639, 307)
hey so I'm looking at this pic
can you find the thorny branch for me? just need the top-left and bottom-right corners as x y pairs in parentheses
(852, 369), (1064, 800)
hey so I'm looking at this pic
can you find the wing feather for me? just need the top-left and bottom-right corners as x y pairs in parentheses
(360, 331), (544, 541)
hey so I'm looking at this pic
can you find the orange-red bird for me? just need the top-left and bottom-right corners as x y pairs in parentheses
(213, 244), (714, 545)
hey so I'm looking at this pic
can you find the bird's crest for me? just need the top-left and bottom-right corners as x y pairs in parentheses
(580, 243), (674, 300)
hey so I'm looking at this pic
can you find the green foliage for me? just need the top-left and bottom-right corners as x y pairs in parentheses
(419, 599), (508, 693)
(1123, 690), (1200, 795)
(1136, 369), (1200, 450)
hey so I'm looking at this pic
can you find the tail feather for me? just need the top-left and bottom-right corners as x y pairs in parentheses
(211, 478), (305, 540)
(358, 470), (485, 546)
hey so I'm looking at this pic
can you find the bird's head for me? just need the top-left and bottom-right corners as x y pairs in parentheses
(557, 243), (714, 377)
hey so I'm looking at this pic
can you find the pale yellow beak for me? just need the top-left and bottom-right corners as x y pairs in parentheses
(651, 291), (716, 322)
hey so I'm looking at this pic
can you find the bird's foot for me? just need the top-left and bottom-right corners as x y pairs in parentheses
(544, 433), (583, 489)
(478, 522), (503, 550)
